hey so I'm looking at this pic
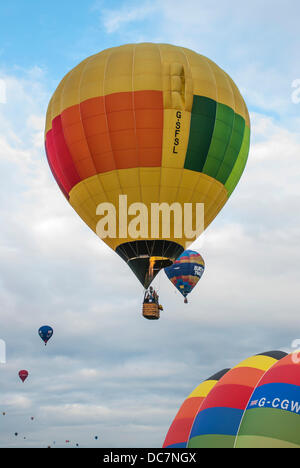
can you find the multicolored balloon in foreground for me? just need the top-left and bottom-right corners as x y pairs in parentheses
(45, 43), (250, 288)
(38, 326), (53, 345)
(163, 350), (300, 448)
(18, 370), (28, 383)
(164, 250), (205, 302)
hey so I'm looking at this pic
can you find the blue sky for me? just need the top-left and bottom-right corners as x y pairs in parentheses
(1, 0), (299, 121)
(0, 0), (300, 448)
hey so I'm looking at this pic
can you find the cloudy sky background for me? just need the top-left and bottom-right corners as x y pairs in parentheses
(0, 0), (300, 447)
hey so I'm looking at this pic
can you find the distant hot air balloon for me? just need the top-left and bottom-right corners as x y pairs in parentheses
(18, 370), (28, 383)
(38, 326), (53, 345)
(163, 350), (294, 448)
(164, 250), (205, 303)
(45, 43), (250, 292)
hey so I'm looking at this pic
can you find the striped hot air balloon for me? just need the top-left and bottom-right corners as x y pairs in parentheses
(163, 350), (299, 448)
(45, 43), (250, 288)
(164, 250), (205, 303)
(163, 369), (229, 448)
(235, 352), (300, 448)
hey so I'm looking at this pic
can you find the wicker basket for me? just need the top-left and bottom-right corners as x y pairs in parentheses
(142, 302), (160, 320)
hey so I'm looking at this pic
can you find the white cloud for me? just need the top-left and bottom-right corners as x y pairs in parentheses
(0, 78), (7, 103)
(96, 0), (300, 123)
(101, 2), (158, 33)
(2, 394), (32, 410)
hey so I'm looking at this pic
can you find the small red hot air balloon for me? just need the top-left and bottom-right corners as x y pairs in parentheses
(18, 370), (28, 383)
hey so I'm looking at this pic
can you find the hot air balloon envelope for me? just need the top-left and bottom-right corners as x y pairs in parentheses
(163, 369), (229, 448)
(235, 352), (300, 447)
(38, 326), (53, 345)
(45, 43), (250, 288)
(18, 370), (28, 383)
(163, 350), (294, 448)
(165, 250), (205, 300)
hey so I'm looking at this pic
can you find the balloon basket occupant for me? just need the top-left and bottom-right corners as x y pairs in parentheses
(142, 286), (163, 320)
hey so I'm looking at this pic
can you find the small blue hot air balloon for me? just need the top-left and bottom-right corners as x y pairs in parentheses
(164, 250), (205, 303)
(38, 326), (53, 346)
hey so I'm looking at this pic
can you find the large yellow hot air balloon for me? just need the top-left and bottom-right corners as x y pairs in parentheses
(45, 43), (250, 287)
